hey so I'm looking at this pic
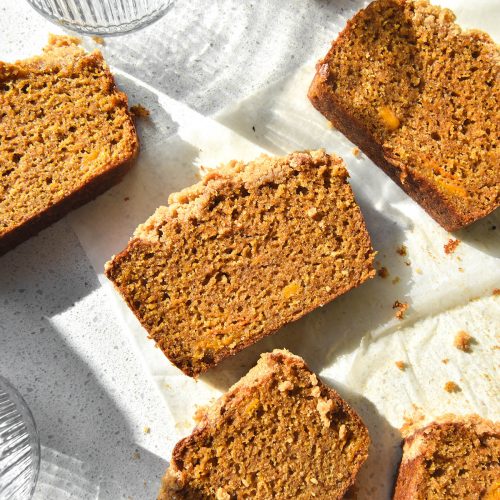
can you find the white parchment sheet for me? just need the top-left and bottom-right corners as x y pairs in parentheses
(68, 2), (500, 497)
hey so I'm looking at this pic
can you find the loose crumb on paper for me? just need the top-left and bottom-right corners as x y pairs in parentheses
(352, 147), (360, 157)
(442, 358), (449, 364)
(378, 266), (389, 278)
(444, 238), (460, 254)
(143, 426), (151, 434)
(454, 330), (473, 352)
(401, 405), (425, 436)
(392, 276), (400, 285)
(444, 381), (460, 393)
(493, 288), (500, 296)
(326, 120), (335, 129)
(130, 104), (150, 117)
(393, 300), (409, 320)
(91, 35), (105, 45)
(396, 244), (407, 256)
(395, 360), (406, 371)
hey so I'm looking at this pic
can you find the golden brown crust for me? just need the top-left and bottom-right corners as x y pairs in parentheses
(159, 349), (370, 499)
(0, 35), (138, 255)
(308, 0), (499, 232)
(394, 415), (500, 499)
(105, 150), (375, 376)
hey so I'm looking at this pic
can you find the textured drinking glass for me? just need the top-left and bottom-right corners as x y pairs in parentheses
(25, 0), (173, 35)
(0, 376), (40, 499)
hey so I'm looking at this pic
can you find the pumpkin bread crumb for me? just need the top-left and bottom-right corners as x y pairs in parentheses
(308, 0), (499, 231)
(394, 415), (500, 499)
(0, 35), (138, 254)
(158, 349), (370, 499)
(105, 150), (375, 376)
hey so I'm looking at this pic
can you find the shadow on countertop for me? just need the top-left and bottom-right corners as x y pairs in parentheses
(0, 226), (168, 499)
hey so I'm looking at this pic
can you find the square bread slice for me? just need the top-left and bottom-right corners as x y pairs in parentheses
(105, 150), (375, 376)
(308, 0), (499, 231)
(159, 349), (370, 499)
(394, 414), (500, 499)
(0, 35), (138, 254)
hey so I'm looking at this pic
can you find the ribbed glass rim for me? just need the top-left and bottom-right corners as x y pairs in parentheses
(0, 375), (41, 500)
(24, 0), (173, 36)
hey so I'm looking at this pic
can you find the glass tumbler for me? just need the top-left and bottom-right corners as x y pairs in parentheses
(25, 0), (173, 35)
(0, 376), (40, 499)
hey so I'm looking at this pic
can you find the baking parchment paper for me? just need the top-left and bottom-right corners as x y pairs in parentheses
(67, 2), (499, 497)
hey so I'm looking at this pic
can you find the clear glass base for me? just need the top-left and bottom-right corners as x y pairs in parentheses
(25, 0), (173, 36)
(0, 376), (40, 499)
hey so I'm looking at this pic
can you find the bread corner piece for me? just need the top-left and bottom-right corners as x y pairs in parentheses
(394, 414), (500, 499)
(158, 349), (370, 499)
(0, 35), (138, 255)
(105, 150), (375, 376)
(308, 0), (499, 231)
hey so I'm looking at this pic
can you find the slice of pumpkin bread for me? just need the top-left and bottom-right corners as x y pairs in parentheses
(308, 0), (499, 231)
(394, 414), (500, 499)
(105, 150), (375, 376)
(0, 35), (138, 254)
(159, 349), (370, 499)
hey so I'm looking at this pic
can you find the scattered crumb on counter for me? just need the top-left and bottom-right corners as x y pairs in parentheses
(404, 260), (411, 266)
(91, 35), (105, 45)
(326, 120), (335, 129)
(392, 276), (400, 285)
(123, 196), (130, 202)
(352, 147), (360, 157)
(396, 244), (407, 256)
(393, 300), (408, 320)
(130, 104), (150, 117)
(442, 358), (449, 364)
(454, 330), (473, 352)
(395, 360), (406, 371)
(143, 426), (151, 434)
(132, 450), (141, 460)
(444, 381), (460, 393)
(493, 288), (500, 296)
(444, 238), (460, 254)
(378, 266), (389, 278)
(252, 125), (256, 132)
